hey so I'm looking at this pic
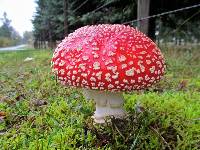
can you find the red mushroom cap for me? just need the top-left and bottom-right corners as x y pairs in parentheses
(51, 24), (165, 92)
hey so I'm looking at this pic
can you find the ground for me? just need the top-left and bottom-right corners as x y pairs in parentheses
(0, 46), (200, 149)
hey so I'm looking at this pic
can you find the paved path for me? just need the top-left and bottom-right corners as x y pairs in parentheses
(0, 44), (27, 51)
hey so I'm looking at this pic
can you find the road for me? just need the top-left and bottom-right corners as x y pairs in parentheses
(0, 44), (27, 51)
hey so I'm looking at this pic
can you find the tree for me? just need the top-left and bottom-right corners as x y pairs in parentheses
(63, 0), (68, 36)
(32, 0), (200, 48)
(33, 0), (68, 48)
(23, 31), (33, 44)
(149, 0), (200, 41)
(0, 12), (12, 38)
(0, 12), (21, 47)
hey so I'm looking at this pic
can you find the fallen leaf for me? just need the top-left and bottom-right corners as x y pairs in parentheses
(31, 99), (48, 107)
(0, 111), (6, 116)
(15, 94), (26, 101)
(177, 80), (188, 91)
(0, 111), (6, 123)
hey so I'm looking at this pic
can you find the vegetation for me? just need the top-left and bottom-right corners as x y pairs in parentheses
(32, 0), (200, 48)
(0, 12), (33, 48)
(22, 31), (34, 46)
(0, 46), (199, 149)
(0, 12), (21, 47)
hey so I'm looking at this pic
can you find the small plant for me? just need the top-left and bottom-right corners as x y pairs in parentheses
(0, 47), (200, 149)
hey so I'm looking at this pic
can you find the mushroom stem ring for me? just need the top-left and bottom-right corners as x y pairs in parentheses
(83, 89), (126, 123)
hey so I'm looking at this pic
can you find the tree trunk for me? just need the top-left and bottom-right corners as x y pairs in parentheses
(148, 0), (156, 41)
(34, 40), (38, 49)
(148, 18), (156, 41)
(63, 0), (68, 37)
(48, 25), (53, 48)
(137, 0), (150, 35)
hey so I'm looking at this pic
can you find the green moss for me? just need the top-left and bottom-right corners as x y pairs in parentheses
(0, 47), (200, 149)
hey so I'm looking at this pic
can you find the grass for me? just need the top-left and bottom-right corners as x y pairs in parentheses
(0, 46), (200, 149)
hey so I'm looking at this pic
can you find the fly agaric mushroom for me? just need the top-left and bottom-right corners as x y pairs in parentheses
(51, 24), (165, 123)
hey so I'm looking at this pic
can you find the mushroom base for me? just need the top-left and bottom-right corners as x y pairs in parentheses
(83, 89), (126, 123)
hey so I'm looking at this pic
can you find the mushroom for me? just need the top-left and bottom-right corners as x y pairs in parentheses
(51, 24), (165, 123)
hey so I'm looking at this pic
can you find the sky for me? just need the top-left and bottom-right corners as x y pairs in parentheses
(0, 0), (37, 36)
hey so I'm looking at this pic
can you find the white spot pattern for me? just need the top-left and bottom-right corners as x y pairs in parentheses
(51, 24), (165, 92)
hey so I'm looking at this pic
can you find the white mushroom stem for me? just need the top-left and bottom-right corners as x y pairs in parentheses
(83, 89), (126, 123)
